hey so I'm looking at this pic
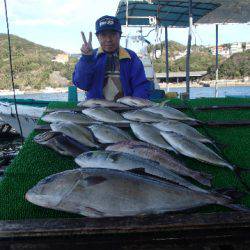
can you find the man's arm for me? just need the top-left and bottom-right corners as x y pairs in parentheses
(130, 54), (151, 99)
(72, 55), (96, 91)
(72, 31), (95, 91)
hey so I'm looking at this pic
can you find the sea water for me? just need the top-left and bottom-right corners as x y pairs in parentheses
(1, 86), (250, 101)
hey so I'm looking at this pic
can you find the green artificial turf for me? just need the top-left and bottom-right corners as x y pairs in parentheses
(0, 97), (250, 220)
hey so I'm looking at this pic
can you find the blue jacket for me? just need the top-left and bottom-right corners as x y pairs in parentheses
(72, 47), (150, 100)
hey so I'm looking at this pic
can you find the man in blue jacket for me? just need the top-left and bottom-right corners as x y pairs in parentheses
(72, 15), (151, 100)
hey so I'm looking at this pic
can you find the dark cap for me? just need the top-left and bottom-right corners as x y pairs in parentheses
(95, 15), (122, 35)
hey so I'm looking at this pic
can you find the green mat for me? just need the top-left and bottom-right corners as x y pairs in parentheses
(0, 98), (250, 220)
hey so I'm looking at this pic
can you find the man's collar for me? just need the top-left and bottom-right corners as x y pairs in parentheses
(97, 47), (131, 60)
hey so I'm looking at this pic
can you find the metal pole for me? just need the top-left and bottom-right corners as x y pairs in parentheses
(185, 0), (193, 99)
(125, 0), (129, 48)
(165, 26), (169, 84)
(215, 24), (219, 97)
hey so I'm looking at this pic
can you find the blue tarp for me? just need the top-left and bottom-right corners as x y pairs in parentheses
(116, 0), (220, 27)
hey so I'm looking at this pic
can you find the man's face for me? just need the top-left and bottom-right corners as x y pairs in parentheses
(97, 30), (120, 53)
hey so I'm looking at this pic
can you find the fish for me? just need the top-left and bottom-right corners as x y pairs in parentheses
(25, 168), (250, 217)
(88, 124), (133, 144)
(143, 106), (196, 121)
(153, 120), (212, 144)
(50, 121), (99, 148)
(41, 111), (98, 124)
(75, 150), (205, 192)
(82, 107), (129, 123)
(77, 98), (129, 108)
(122, 109), (166, 123)
(130, 122), (175, 152)
(33, 131), (91, 157)
(106, 140), (212, 186)
(160, 131), (235, 170)
(116, 96), (156, 107)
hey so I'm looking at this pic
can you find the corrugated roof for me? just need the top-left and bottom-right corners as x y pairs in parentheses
(116, 0), (250, 27)
(152, 0), (250, 24)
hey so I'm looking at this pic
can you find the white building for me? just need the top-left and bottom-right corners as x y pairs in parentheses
(230, 42), (243, 54)
(52, 53), (69, 64)
(245, 42), (250, 51)
(209, 46), (230, 58)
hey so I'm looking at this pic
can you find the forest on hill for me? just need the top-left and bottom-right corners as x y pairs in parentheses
(0, 34), (77, 90)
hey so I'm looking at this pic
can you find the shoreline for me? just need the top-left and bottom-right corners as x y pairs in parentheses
(159, 81), (250, 89)
(0, 81), (250, 96)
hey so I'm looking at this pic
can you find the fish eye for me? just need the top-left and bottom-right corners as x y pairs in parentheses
(85, 152), (93, 157)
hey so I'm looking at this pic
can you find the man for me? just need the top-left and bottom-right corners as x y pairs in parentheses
(72, 15), (151, 100)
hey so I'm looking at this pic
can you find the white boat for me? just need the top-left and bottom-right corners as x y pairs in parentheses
(0, 101), (46, 138)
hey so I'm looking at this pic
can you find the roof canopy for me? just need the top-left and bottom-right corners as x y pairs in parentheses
(116, 0), (250, 27)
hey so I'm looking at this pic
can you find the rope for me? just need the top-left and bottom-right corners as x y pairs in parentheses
(3, 0), (24, 142)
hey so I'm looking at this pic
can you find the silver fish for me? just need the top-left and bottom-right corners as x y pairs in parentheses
(144, 106), (196, 121)
(122, 109), (166, 123)
(50, 121), (99, 148)
(153, 120), (212, 144)
(130, 122), (175, 152)
(82, 107), (129, 123)
(106, 140), (212, 186)
(117, 96), (156, 107)
(89, 124), (132, 144)
(33, 131), (90, 157)
(160, 131), (234, 170)
(77, 99), (128, 108)
(75, 150), (205, 192)
(41, 111), (97, 124)
(25, 168), (249, 217)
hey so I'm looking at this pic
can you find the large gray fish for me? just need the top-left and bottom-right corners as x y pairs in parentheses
(122, 109), (166, 123)
(75, 150), (206, 192)
(130, 122), (175, 152)
(41, 111), (97, 124)
(82, 107), (129, 123)
(106, 140), (212, 186)
(25, 168), (249, 217)
(50, 121), (99, 148)
(116, 96), (156, 107)
(143, 106), (196, 121)
(77, 99), (128, 108)
(33, 131), (90, 157)
(88, 124), (132, 144)
(160, 131), (234, 170)
(153, 120), (212, 144)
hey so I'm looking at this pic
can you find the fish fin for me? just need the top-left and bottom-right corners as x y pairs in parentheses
(212, 188), (246, 200)
(83, 206), (105, 217)
(225, 203), (250, 212)
(127, 168), (162, 180)
(128, 168), (146, 175)
(83, 176), (107, 187)
(159, 99), (170, 107)
(192, 172), (213, 187)
(108, 152), (120, 162)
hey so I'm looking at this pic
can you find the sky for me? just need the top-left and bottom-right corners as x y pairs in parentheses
(0, 0), (250, 54)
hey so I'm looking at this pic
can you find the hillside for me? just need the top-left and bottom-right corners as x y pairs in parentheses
(149, 41), (250, 80)
(149, 41), (224, 73)
(0, 34), (77, 90)
(206, 49), (250, 79)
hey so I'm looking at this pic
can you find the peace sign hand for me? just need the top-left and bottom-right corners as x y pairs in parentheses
(80, 31), (93, 55)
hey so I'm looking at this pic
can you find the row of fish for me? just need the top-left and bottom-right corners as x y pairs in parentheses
(40, 109), (234, 170)
(26, 97), (247, 217)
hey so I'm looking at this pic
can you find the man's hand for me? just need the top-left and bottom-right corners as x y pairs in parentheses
(80, 31), (93, 55)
